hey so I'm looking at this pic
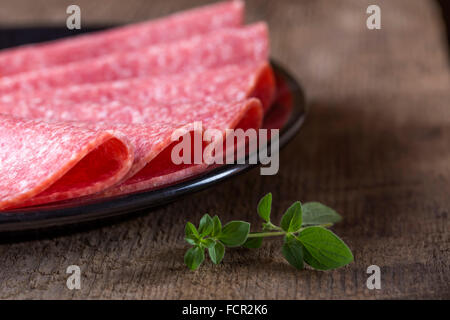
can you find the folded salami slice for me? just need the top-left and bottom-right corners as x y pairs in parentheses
(97, 98), (264, 198)
(0, 114), (135, 210)
(12, 121), (193, 209)
(65, 100), (262, 200)
(1, 98), (263, 208)
(0, 62), (275, 115)
(0, 1), (244, 76)
(0, 23), (269, 95)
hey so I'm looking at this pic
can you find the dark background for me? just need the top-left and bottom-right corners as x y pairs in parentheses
(437, 0), (450, 50)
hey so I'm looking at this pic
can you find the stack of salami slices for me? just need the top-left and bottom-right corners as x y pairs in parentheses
(0, 1), (276, 210)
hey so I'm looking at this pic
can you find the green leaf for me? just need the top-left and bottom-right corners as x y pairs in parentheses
(185, 237), (197, 246)
(257, 193), (272, 222)
(198, 214), (214, 237)
(302, 248), (330, 270)
(282, 235), (304, 270)
(202, 238), (216, 249)
(218, 221), (250, 247)
(185, 222), (200, 239)
(243, 237), (263, 249)
(302, 202), (342, 226)
(280, 201), (303, 232)
(211, 215), (222, 237)
(208, 241), (225, 264)
(184, 246), (205, 271)
(298, 226), (353, 270)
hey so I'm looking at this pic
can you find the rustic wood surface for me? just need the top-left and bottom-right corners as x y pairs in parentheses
(0, 0), (449, 299)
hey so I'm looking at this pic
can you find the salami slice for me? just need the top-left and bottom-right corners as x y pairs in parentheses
(12, 121), (193, 209)
(0, 23), (269, 96)
(0, 1), (244, 76)
(0, 114), (134, 210)
(68, 99), (262, 199)
(1, 96), (263, 208)
(0, 62), (275, 115)
(97, 98), (264, 198)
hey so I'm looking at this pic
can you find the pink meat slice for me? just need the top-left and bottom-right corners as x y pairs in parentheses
(0, 23), (269, 95)
(0, 1), (244, 76)
(2, 99), (263, 208)
(101, 99), (263, 198)
(0, 62), (276, 116)
(0, 114), (135, 210)
(12, 121), (192, 209)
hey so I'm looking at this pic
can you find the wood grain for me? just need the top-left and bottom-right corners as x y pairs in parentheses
(0, 0), (449, 299)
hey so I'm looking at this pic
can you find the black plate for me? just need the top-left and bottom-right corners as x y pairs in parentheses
(0, 28), (306, 233)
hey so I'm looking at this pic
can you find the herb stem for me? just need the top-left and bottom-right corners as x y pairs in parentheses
(264, 222), (283, 231)
(247, 231), (286, 238)
(247, 223), (333, 239)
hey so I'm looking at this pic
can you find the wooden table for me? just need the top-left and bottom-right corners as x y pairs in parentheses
(0, 0), (449, 299)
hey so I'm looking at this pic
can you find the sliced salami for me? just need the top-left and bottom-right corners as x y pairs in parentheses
(1, 98), (263, 208)
(0, 114), (135, 210)
(0, 62), (275, 115)
(0, 23), (269, 95)
(96, 99), (264, 198)
(0, 1), (244, 76)
(0, 2), (273, 210)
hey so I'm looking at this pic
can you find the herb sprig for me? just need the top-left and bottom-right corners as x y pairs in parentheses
(184, 193), (353, 271)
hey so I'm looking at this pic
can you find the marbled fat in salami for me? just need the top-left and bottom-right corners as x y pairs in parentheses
(0, 62), (275, 117)
(0, 23), (269, 95)
(0, 114), (135, 210)
(0, 1), (244, 76)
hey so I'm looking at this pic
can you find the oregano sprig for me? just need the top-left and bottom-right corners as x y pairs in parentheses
(184, 193), (353, 271)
